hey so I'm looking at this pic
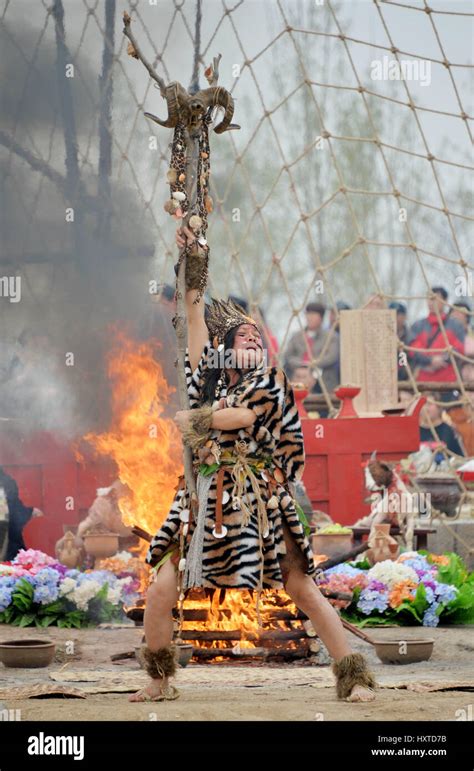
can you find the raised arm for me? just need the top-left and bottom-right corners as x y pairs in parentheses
(176, 226), (209, 371)
(186, 289), (208, 371)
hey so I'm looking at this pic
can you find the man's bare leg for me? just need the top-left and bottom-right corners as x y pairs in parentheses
(279, 520), (375, 703)
(285, 569), (376, 702)
(129, 558), (179, 702)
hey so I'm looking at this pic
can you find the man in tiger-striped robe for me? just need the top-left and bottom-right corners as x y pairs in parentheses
(129, 226), (376, 706)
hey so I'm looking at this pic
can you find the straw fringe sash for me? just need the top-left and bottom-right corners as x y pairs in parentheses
(183, 440), (271, 628)
(183, 471), (213, 589)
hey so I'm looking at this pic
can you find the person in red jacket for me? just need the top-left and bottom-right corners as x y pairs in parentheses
(408, 287), (465, 388)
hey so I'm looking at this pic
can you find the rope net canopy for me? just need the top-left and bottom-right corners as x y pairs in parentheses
(0, 0), (473, 551)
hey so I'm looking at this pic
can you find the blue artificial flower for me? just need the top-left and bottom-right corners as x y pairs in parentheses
(434, 582), (457, 604)
(34, 567), (61, 586)
(0, 575), (17, 589)
(402, 556), (431, 572)
(357, 588), (389, 615)
(323, 563), (364, 579)
(73, 570), (114, 588)
(422, 602), (441, 627)
(423, 585), (435, 605)
(33, 584), (60, 605)
(0, 586), (13, 612)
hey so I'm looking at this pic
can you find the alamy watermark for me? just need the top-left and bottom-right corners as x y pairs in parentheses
(371, 56), (431, 87)
(28, 732), (84, 760)
(0, 275), (21, 303)
(454, 271), (474, 298)
(207, 346), (268, 370)
(370, 490), (431, 519)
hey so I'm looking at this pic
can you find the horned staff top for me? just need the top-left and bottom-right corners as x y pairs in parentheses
(123, 11), (240, 626)
(123, 9), (239, 292)
(123, 12), (239, 133)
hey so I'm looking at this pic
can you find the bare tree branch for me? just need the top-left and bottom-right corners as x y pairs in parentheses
(0, 130), (96, 212)
(122, 11), (167, 96)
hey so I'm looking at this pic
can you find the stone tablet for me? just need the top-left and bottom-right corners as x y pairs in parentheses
(340, 309), (398, 415)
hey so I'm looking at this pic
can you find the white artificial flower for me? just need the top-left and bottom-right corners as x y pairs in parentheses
(71, 580), (102, 611)
(106, 586), (122, 605)
(58, 577), (77, 597)
(115, 551), (132, 563)
(367, 560), (418, 589)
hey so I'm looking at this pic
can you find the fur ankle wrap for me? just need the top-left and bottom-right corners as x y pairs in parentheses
(332, 653), (376, 699)
(182, 405), (213, 450)
(139, 644), (179, 680)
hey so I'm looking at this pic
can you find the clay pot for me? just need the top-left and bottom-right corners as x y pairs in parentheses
(176, 643), (194, 667)
(415, 475), (462, 517)
(0, 639), (56, 668)
(367, 523), (399, 564)
(83, 533), (119, 558)
(373, 638), (434, 664)
(55, 530), (85, 569)
(312, 532), (353, 559)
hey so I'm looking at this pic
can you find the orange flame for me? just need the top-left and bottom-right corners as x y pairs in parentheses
(182, 589), (303, 653)
(82, 329), (182, 556)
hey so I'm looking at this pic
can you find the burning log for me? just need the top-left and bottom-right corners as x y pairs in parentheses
(176, 609), (209, 621)
(179, 629), (307, 642)
(191, 645), (310, 661)
(125, 607), (210, 623)
(125, 590), (352, 625)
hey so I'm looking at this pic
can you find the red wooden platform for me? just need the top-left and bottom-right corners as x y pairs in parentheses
(301, 406), (424, 524)
(0, 399), (425, 554)
(0, 428), (115, 556)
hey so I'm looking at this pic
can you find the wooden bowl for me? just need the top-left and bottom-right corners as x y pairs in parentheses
(83, 533), (119, 558)
(312, 532), (353, 559)
(0, 639), (56, 668)
(176, 643), (194, 667)
(373, 638), (435, 664)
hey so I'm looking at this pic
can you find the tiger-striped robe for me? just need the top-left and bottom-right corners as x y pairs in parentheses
(146, 341), (317, 590)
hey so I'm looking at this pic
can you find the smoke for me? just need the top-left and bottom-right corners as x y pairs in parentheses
(0, 10), (175, 439)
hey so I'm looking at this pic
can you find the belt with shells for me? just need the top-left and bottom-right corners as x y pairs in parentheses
(196, 443), (287, 541)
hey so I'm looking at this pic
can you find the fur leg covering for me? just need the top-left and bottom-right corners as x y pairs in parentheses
(332, 653), (377, 699)
(182, 405), (213, 450)
(139, 643), (179, 680)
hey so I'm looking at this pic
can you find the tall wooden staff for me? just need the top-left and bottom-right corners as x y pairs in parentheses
(122, 12), (239, 612)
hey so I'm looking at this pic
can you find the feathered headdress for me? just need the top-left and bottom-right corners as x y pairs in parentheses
(206, 298), (258, 346)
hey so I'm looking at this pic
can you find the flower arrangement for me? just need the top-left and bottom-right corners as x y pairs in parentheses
(0, 549), (140, 628)
(319, 551), (474, 628)
(93, 551), (148, 595)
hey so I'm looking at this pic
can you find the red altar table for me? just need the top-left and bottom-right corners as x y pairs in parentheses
(301, 398), (425, 525)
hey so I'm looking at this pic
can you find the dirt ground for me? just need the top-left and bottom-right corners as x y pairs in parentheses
(0, 623), (473, 721)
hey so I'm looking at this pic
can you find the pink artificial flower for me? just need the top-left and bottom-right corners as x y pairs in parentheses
(13, 549), (56, 569)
